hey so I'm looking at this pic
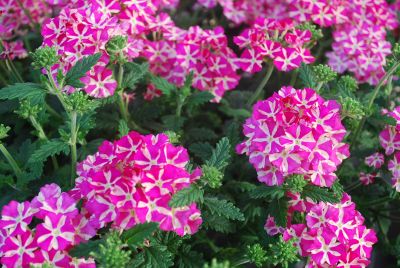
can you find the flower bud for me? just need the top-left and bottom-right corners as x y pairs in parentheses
(106, 36), (128, 64)
(202, 165), (223, 188)
(30, 46), (59, 70)
(0, 124), (11, 140)
(312, 64), (337, 83)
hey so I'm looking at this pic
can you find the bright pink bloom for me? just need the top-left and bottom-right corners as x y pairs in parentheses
(359, 172), (376, 186)
(364, 152), (384, 169)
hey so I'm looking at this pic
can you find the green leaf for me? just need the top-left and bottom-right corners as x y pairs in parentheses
(301, 185), (340, 203)
(186, 127), (217, 141)
(206, 137), (231, 170)
(118, 119), (130, 138)
(121, 222), (159, 248)
(28, 139), (69, 164)
(189, 142), (213, 161)
(122, 62), (148, 89)
(0, 83), (46, 104)
(169, 185), (204, 207)
(299, 63), (316, 88)
(161, 115), (186, 131)
(64, 53), (102, 88)
(150, 75), (176, 96)
(202, 211), (236, 233)
(204, 197), (244, 221)
(249, 186), (285, 200)
(268, 198), (288, 227)
(69, 239), (103, 258)
(136, 244), (174, 268)
(186, 91), (214, 107)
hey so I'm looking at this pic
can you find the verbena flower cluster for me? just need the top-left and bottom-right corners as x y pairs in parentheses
(237, 86), (349, 187)
(0, 184), (96, 268)
(282, 193), (377, 267)
(234, 18), (314, 73)
(73, 131), (202, 236)
(379, 107), (400, 192)
(40, 0), (239, 101)
(197, 0), (398, 85)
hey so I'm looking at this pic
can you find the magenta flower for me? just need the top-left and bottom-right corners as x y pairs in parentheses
(35, 215), (75, 251)
(0, 201), (36, 235)
(359, 172), (376, 186)
(237, 87), (349, 187)
(264, 215), (284, 236)
(364, 152), (384, 169)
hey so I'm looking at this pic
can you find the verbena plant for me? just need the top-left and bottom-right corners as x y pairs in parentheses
(0, 0), (400, 267)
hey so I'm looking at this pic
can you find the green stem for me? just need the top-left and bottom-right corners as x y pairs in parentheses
(315, 81), (324, 93)
(350, 62), (400, 148)
(176, 97), (184, 117)
(247, 65), (274, 107)
(29, 116), (59, 170)
(344, 180), (362, 192)
(0, 143), (22, 179)
(45, 103), (63, 120)
(5, 59), (23, 83)
(70, 111), (78, 185)
(46, 68), (68, 111)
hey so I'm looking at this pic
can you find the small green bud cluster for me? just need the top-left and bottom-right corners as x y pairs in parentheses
(91, 232), (132, 268)
(312, 64), (337, 83)
(31, 47), (60, 70)
(65, 91), (98, 113)
(203, 259), (230, 268)
(338, 75), (358, 93)
(0, 124), (11, 140)
(106, 36), (128, 64)
(265, 236), (299, 268)
(164, 130), (181, 144)
(202, 165), (223, 189)
(296, 22), (323, 41)
(286, 174), (307, 193)
(339, 96), (365, 120)
(16, 100), (42, 119)
(247, 244), (268, 268)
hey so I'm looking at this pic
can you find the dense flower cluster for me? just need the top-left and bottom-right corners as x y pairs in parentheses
(73, 131), (202, 236)
(0, 184), (96, 268)
(282, 193), (377, 267)
(0, 41), (27, 60)
(39, 0), (239, 101)
(379, 107), (400, 191)
(237, 86), (349, 187)
(199, 0), (398, 85)
(234, 18), (314, 73)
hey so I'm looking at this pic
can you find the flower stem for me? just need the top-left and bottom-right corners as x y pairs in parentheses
(0, 143), (22, 179)
(247, 65), (274, 107)
(70, 111), (78, 185)
(350, 62), (400, 148)
(315, 81), (324, 93)
(46, 68), (68, 111)
(29, 116), (59, 170)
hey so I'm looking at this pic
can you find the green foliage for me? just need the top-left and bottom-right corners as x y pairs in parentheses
(189, 142), (213, 161)
(249, 185), (285, 199)
(64, 53), (102, 88)
(312, 64), (337, 83)
(186, 91), (214, 108)
(203, 259), (230, 268)
(150, 75), (177, 96)
(69, 239), (104, 258)
(169, 185), (204, 207)
(265, 236), (299, 268)
(121, 222), (159, 248)
(268, 198), (288, 227)
(285, 175), (308, 193)
(28, 139), (69, 164)
(203, 196), (244, 221)
(0, 83), (46, 104)
(202, 165), (223, 188)
(133, 242), (174, 268)
(118, 119), (130, 138)
(122, 62), (148, 89)
(205, 137), (231, 170)
(298, 63), (316, 88)
(301, 185), (341, 203)
(65, 91), (99, 113)
(0, 124), (10, 140)
(106, 35), (128, 64)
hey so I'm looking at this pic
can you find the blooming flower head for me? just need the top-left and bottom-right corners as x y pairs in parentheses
(74, 131), (202, 236)
(282, 193), (377, 267)
(234, 18), (314, 73)
(359, 172), (376, 186)
(364, 152), (384, 169)
(237, 86), (349, 187)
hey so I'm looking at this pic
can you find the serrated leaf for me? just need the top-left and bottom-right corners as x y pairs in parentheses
(122, 62), (148, 89)
(206, 137), (231, 170)
(202, 211), (236, 233)
(69, 239), (103, 258)
(268, 198), (288, 227)
(299, 63), (316, 88)
(301, 185), (340, 203)
(186, 91), (214, 107)
(118, 119), (130, 138)
(249, 185), (285, 200)
(169, 185), (204, 207)
(0, 83), (46, 104)
(28, 139), (69, 164)
(218, 106), (251, 119)
(150, 75), (176, 96)
(121, 222), (158, 248)
(136, 244), (173, 268)
(204, 197), (244, 221)
(64, 53), (101, 88)
(189, 142), (213, 161)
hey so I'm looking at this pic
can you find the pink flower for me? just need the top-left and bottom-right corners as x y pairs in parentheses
(35, 215), (75, 251)
(0, 41), (27, 60)
(364, 152), (384, 168)
(264, 215), (284, 236)
(309, 228), (346, 265)
(359, 172), (376, 186)
(237, 87), (349, 187)
(0, 201), (36, 235)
